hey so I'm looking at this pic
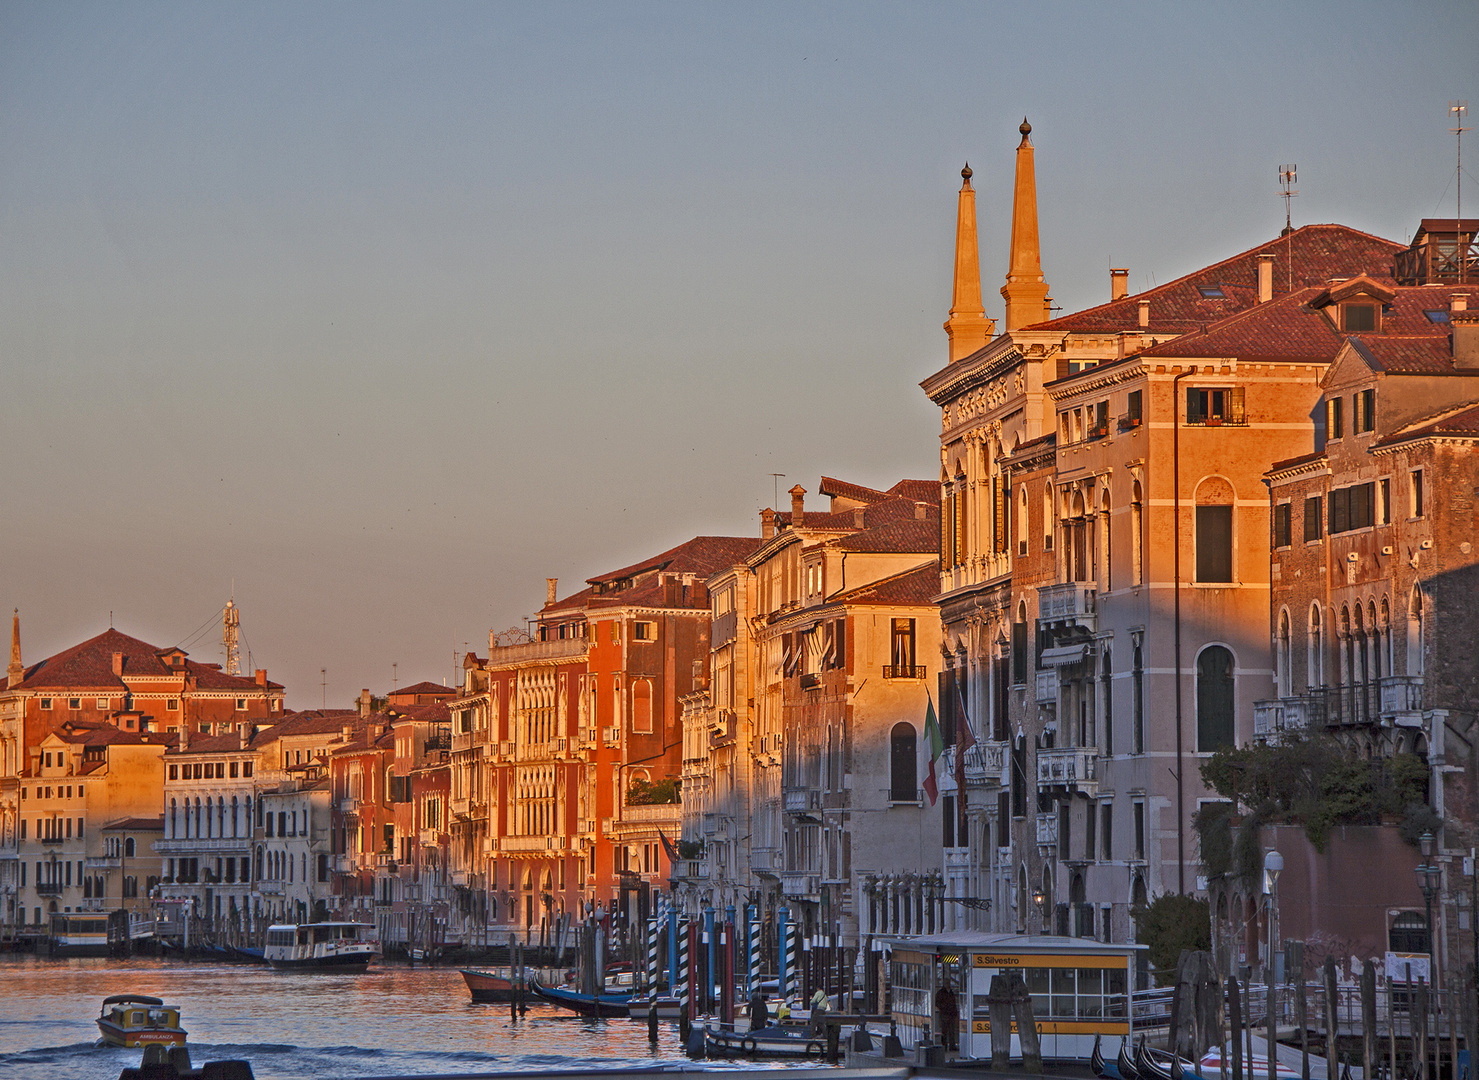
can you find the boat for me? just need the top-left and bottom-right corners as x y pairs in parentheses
(1198, 1046), (1300, 1080)
(528, 977), (633, 1017)
(702, 1021), (828, 1058)
(625, 995), (683, 1020)
(96, 995), (188, 1048)
(264, 922), (377, 972)
(460, 968), (520, 1003)
(51, 913), (111, 957)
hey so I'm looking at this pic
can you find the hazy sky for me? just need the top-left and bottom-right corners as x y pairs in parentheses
(2, 2), (1474, 707)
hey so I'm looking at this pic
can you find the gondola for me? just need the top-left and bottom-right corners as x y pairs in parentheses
(1117, 1035), (1140, 1080)
(1093, 1034), (1127, 1079)
(527, 977), (633, 1017)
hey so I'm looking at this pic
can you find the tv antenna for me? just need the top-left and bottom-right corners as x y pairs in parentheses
(1452, 102), (1470, 281)
(321, 668), (327, 709)
(1279, 164), (1298, 291)
(769, 474), (785, 509)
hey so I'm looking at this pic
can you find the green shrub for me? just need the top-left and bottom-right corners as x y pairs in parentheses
(1131, 893), (1211, 986)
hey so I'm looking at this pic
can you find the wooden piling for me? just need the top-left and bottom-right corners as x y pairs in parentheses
(1229, 973), (1245, 1080)
(1361, 962), (1376, 1080)
(1322, 957), (1339, 1080)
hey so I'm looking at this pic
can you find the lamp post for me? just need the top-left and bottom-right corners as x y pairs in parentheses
(1031, 887), (1046, 935)
(1416, 831), (1442, 1078)
(1263, 850), (1284, 976)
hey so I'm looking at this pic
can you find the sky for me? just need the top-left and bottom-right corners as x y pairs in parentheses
(1, 2), (1474, 708)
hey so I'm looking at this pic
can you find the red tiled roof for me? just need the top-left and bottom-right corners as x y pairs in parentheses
(50, 720), (176, 748)
(886, 479), (939, 503)
(543, 536), (763, 613)
(1374, 402), (1479, 447)
(100, 816), (165, 831)
(1021, 224), (1403, 335)
(817, 477), (891, 506)
(1349, 337), (1460, 376)
(391, 681), (454, 698)
(12, 626), (282, 692)
(835, 517), (940, 554)
(391, 701), (452, 722)
(833, 563), (941, 606)
(1137, 288), (1340, 362)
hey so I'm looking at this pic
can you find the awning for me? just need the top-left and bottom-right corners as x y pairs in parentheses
(1039, 644), (1089, 667)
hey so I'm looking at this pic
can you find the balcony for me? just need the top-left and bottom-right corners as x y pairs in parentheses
(498, 740), (515, 758)
(36, 882), (64, 895)
(780, 871), (818, 898)
(419, 828), (446, 848)
(619, 803), (680, 825)
(1324, 683), (1381, 727)
(799, 673), (821, 690)
(1035, 813), (1059, 849)
(883, 665), (927, 680)
(1381, 675), (1424, 721)
(451, 731), (475, 754)
(334, 854), (356, 873)
(1037, 746), (1098, 795)
(783, 789), (818, 814)
(601, 727), (620, 748)
(1035, 668), (1058, 704)
(963, 742), (1006, 786)
(40, 835), (66, 846)
(256, 881), (284, 896)
(750, 847), (777, 874)
(153, 837), (252, 855)
(499, 835), (559, 853)
(673, 858), (708, 881)
(85, 856), (122, 870)
(488, 637), (588, 665)
(1037, 582), (1097, 631)
(554, 736), (570, 756)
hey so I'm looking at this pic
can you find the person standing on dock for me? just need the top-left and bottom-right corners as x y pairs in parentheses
(748, 989), (768, 1032)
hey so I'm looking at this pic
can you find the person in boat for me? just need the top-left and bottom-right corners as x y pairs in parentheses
(934, 977), (959, 1052)
(748, 988), (769, 1032)
(776, 998), (792, 1023)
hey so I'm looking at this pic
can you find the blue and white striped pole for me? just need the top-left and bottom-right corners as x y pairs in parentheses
(677, 914), (690, 1008)
(747, 903), (760, 995)
(777, 905), (792, 1001)
(647, 897), (660, 996)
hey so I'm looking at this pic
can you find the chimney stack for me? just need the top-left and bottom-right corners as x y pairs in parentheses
(1453, 312), (1479, 370)
(112, 651), (124, 677)
(239, 723), (250, 750)
(254, 668), (267, 686)
(359, 688), (372, 718)
(789, 485), (806, 525)
(760, 508), (776, 540)
(1138, 299), (1150, 328)
(342, 720), (354, 743)
(1453, 293), (1469, 314)
(852, 506), (866, 528)
(545, 578), (558, 607)
(915, 502), (928, 521)
(1258, 254), (1276, 303)
(1110, 268), (1129, 302)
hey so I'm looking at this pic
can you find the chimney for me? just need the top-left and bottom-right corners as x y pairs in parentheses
(545, 578), (558, 607)
(915, 502), (927, 521)
(1454, 293), (1470, 314)
(1110, 268), (1129, 302)
(342, 721), (354, 743)
(789, 485), (806, 525)
(179, 718), (189, 752)
(1453, 312), (1479, 370)
(255, 668), (267, 686)
(239, 723), (250, 750)
(359, 688), (372, 718)
(1258, 254), (1276, 303)
(852, 507), (866, 528)
(760, 508), (776, 540)
(1138, 299), (1150, 328)
(112, 651), (124, 677)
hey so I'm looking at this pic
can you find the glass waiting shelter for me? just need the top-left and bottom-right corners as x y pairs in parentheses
(884, 932), (1144, 1063)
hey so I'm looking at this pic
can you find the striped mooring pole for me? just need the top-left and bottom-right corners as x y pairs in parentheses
(646, 897), (660, 996)
(667, 905), (680, 998)
(677, 915), (691, 1010)
(747, 903), (760, 995)
(777, 905), (793, 1001)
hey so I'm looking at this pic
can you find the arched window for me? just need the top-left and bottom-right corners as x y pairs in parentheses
(1017, 865), (1029, 932)
(1131, 480), (1144, 585)
(1070, 490), (1089, 582)
(1195, 477), (1235, 583)
(231, 796), (239, 839)
(1380, 598), (1393, 675)
(1197, 646), (1236, 751)
(1100, 488), (1112, 590)
(1018, 487), (1029, 556)
(1389, 911), (1429, 953)
(631, 679), (653, 733)
(169, 799), (177, 839)
(1308, 606), (1324, 689)
(1277, 609), (1292, 698)
(124, 837), (135, 857)
(1101, 649), (1114, 756)
(1043, 483), (1054, 553)
(1408, 589), (1425, 675)
(1368, 602), (1382, 683)
(889, 723), (917, 802)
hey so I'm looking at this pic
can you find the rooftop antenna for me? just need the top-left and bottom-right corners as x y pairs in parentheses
(770, 473), (785, 509)
(1279, 164), (1298, 291)
(1452, 101), (1470, 282)
(392, 662), (398, 691)
(320, 668), (327, 710)
(222, 592), (241, 676)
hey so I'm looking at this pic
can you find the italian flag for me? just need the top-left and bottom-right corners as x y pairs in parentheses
(921, 694), (945, 806)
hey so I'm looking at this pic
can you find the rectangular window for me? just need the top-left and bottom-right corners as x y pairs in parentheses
(1343, 304), (1376, 332)
(1085, 805), (1096, 860)
(1195, 506), (1233, 583)
(1101, 803), (1113, 861)
(243, 762), (253, 778)
(631, 622), (653, 642)
(40, 698), (52, 711)
(889, 619), (917, 674)
(1273, 503), (1291, 548)
(68, 698), (80, 710)
(167, 698), (179, 710)
(229, 761), (239, 779)
(942, 796), (955, 848)
(1126, 389), (1143, 427)
(1187, 386), (1246, 425)
(1011, 621), (1028, 685)
(1133, 802), (1145, 860)
(235, 698), (247, 711)
(1411, 470), (1424, 518)
(1327, 397), (1344, 440)
(97, 697), (108, 709)
(1329, 487), (1349, 534)
(1329, 483), (1376, 534)
(1090, 400), (1109, 439)
(1304, 496), (1323, 541)
(1355, 389), (1376, 434)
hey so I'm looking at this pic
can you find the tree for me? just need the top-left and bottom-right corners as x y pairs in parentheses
(1132, 893), (1211, 986)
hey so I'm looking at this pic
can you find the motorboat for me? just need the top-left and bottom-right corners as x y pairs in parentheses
(264, 922), (377, 972)
(625, 995), (683, 1020)
(702, 1021), (828, 1058)
(460, 968), (522, 1003)
(1199, 1046), (1301, 1080)
(97, 995), (187, 1048)
(528, 977), (633, 1017)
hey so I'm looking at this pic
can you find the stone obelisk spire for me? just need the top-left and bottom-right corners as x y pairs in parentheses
(944, 163), (994, 363)
(8, 609), (23, 689)
(1000, 119), (1052, 333)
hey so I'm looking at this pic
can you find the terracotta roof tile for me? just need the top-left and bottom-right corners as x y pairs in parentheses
(13, 626), (282, 692)
(817, 477), (890, 506)
(1374, 402), (1479, 447)
(1137, 288), (1340, 362)
(390, 681), (454, 698)
(100, 816), (166, 831)
(835, 518), (941, 554)
(833, 563), (940, 606)
(1022, 224), (1403, 335)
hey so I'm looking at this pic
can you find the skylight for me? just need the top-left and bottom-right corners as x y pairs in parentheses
(1424, 309), (1451, 323)
(1197, 285), (1226, 299)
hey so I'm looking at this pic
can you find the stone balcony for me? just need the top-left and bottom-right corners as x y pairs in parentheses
(780, 870), (818, 898)
(963, 742), (1006, 786)
(1035, 812), (1059, 849)
(1380, 675), (1424, 724)
(1036, 746), (1098, 795)
(1037, 582), (1097, 631)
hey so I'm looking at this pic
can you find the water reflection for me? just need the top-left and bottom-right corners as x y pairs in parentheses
(0, 957), (738, 1080)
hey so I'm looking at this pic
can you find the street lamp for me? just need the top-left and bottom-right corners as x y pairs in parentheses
(1031, 887), (1046, 934)
(1263, 850), (1284, 980)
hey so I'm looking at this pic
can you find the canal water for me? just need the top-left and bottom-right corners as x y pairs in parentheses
(0, 957), (782, 1080)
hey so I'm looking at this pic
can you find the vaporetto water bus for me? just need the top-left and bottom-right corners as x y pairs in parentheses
(885, 931), (1146, 1064)
(264, 922), (378, 972)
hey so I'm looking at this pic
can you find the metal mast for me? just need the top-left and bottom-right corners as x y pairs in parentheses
(1452, 101), (1470, 282)
(1279, 164), (1298, 292)
(222, 597), (241, 676)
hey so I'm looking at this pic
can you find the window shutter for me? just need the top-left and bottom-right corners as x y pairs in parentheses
(994, 477), (1006, 553)
(955, 487), (968, 565)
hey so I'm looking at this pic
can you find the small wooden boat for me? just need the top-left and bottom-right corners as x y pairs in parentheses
(625, 995), (683, 1020)
(702, 1021), (827, 1058)
(97, 995), (187, 1048)
(460, 968), (520, 1003)
(528, 977), (633, 1017)
(1117, 1036), (1140, 1080)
